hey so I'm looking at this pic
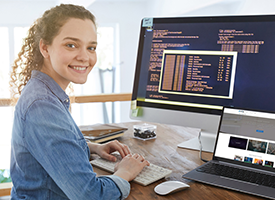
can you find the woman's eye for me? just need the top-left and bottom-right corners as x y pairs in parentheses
(88, 46), (96, 51)
(67, 44), (76, 48)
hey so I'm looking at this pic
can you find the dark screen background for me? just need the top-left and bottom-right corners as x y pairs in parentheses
(132, 15), (275, 115)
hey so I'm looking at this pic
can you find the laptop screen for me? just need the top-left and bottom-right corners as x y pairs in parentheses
(214, 107), (275, 171)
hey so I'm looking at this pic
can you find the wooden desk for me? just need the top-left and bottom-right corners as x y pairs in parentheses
(92, 122), (265, 200)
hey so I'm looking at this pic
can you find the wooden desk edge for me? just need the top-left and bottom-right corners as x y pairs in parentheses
(0, 182), (12, 196)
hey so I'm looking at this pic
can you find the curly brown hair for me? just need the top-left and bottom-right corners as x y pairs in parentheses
(9, 4), (96, 102)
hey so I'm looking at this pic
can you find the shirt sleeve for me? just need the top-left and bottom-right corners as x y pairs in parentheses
(22, 98), (130, 200)
(105, 175), (130, 199)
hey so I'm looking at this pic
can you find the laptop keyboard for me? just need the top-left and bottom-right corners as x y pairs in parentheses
(90, 153), (172, 186)
(197, 162), (275, 188)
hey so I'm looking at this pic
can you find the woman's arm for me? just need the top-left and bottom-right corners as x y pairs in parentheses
(22, 99), (126, 199)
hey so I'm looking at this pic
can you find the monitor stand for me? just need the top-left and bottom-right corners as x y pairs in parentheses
(177, 131), (217, 153)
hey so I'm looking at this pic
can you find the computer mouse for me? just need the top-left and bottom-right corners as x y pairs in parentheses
(154, 181), (190, 195)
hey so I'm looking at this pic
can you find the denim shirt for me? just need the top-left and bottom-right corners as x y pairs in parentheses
(10, 70), (130, 200)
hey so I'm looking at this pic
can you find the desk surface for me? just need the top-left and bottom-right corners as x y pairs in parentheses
(92, 122), (265, 200)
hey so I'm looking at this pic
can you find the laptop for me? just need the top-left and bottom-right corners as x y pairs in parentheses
(183, 107), (275, 199)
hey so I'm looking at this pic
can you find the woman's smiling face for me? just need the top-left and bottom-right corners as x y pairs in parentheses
(40, 18), (97, 90)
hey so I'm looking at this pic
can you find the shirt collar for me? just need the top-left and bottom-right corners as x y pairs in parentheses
(31, 70), (70, 104)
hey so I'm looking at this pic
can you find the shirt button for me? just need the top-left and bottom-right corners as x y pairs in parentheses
(65, 99), (69, 103)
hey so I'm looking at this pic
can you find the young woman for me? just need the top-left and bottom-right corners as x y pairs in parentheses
(9, 4), (149, 200)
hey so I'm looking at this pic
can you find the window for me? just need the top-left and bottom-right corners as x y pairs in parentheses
(0, 27), (10, 98)
(0, 26), (13, 182)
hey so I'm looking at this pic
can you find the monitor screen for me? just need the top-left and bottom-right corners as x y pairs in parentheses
(131, 15), (275, 152)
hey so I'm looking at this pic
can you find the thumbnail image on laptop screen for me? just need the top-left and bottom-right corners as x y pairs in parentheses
(214, 107), (275, 169)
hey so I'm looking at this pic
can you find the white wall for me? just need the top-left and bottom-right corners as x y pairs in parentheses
(0, 1), (56, 26)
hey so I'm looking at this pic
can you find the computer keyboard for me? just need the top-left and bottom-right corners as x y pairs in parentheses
(90, 153), (172, 186)
(197, 162), (275, 188)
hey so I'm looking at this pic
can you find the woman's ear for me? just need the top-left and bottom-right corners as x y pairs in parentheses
(39, 39), (49, 58)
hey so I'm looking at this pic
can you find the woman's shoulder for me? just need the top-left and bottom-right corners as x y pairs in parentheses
(23, 78), (51, 99)
(16, 78), (61, 116)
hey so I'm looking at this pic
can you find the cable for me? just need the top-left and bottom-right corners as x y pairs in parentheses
(198, 131), (209, 163)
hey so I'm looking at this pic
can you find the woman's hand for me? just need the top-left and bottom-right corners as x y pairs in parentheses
(114, 153), (150, 182)
(89, 140), (131, 162)
(87, 140), (150, 181)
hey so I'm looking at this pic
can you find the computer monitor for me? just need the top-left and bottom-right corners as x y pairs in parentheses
(130, 15), (275, 152)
